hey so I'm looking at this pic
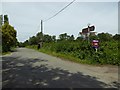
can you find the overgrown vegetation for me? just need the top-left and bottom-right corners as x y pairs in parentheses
(0, 15), (17, 53)
(22, 32), (120, 66)
(42, 40), (119, 65)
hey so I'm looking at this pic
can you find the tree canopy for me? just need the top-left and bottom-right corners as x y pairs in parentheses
(97, 33), (113, 42)
(1, 15), (17, 52)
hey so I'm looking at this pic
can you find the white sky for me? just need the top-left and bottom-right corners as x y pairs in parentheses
(1, 0), (119, 42)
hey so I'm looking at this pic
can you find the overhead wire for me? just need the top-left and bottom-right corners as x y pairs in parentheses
(43, 0), (76, 22)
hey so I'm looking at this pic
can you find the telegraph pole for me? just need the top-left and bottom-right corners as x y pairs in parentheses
(41, 20), (43, 34)
(40, 20), (43, 48)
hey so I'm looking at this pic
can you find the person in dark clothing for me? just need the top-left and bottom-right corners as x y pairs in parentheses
(37, 43), (40, 49)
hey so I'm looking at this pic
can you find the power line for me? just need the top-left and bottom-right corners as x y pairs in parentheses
(43, 0), (76, 22)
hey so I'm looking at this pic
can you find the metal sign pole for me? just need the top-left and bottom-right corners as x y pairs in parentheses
(95, 48), (97, 52)
(87, 23), (90, 43)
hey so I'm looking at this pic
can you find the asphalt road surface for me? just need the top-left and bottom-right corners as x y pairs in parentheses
(2, 48), (119, 88)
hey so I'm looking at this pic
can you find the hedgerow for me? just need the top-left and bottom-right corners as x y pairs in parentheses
(41, 40), (119, 65)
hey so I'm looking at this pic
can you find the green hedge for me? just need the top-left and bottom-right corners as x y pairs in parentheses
(41, 40), (119, 65)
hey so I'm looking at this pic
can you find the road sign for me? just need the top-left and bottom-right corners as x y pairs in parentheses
(82, 25), (95, 33)
(92, 40), (99, 52)
(89, 26), (95, 31)
(92, 40), (99, 48)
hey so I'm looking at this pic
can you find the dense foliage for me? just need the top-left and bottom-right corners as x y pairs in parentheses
(18, 32), (56, 47)
(23, 32), (119, 65)
(1, 15), (17, 52)
(41, 40), (119, 65)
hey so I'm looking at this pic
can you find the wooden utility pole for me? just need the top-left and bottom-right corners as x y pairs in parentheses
(41, 20), (43, 34)
(40, 20), (43, 48)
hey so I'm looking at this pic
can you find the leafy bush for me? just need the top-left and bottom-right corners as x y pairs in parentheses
(2, 22), (17, 52)
(41, 40), (119, 65)
(26, 32), (119, 65)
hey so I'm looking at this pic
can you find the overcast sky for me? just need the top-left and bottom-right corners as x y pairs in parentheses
(1, 0), (118, 42)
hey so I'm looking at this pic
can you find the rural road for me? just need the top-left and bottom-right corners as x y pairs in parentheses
(2, 48), (119, 88)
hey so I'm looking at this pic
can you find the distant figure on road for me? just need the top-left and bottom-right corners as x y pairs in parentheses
(37, 43), (40, 49)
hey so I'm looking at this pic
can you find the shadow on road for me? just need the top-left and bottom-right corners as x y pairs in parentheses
(2, 56), (117, 89)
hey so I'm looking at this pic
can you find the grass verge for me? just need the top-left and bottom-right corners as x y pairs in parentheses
(2, 52), (11, 55)
(26, 45), (106, 66)
(1, 47), (16, 56)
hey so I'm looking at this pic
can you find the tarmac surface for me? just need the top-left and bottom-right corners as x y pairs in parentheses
(2, 48), (119, 88)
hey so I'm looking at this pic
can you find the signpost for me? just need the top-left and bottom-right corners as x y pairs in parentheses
(80, 24), (99, 52)
(92, 40), (99, 52)
(81, 25), (95, 42)
(82, 25), (95, 33)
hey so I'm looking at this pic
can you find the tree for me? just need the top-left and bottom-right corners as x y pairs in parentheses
(76, 36), (83, 41)
(43, 34), (52, 43)
(68, 35), (74, 41)
(89, 35), (99, 41)
(59, 33), (68, 41)
(4, 15), (9, 24)
(29, 36), (37, 45)
(0, 15), (3, 27)
(58, 33), (73, 41)
(2, 22), (17, 52)
(51, 35), (56, 42)
(0, 26), (2, 53)
(24, 40), (29, 46)
(97, 33), (113, 42)
(113, 34), (120, 41)
(18, 42), (25, 47)
(36, 32), (43, 43)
